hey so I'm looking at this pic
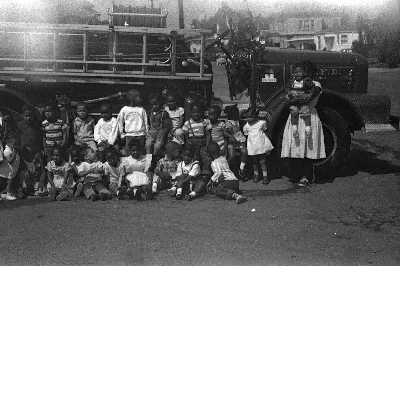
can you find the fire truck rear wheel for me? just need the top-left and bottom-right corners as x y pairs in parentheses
(313, 107), (351, 176)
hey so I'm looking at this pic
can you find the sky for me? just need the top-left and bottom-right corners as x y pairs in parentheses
(9, 0), (389, 20)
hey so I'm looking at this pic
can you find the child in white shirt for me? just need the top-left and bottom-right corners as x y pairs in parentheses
(113, 89), (148, 155)
(94, 102), (118, 162)
(103, 146), (127, 199)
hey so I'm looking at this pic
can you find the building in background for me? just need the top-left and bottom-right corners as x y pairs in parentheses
(262, 17), (360, 52)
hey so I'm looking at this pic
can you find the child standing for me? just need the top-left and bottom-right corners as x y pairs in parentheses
(152, 140), (181, 194)
(94, 102), (118, 162)
(168, 144), (206, 201)
(208, 105), (228, 156)
(121, 139), (153, 200)
(225, 105), (248, 180)
(73, 102), (97, 151)
(0, 138), (21, 200)
(181, 102), (211, 175)
(19, 145), (46, 197)
(164, 92), (185, 145)
(41, 102), (68, 159)
(45, 145), (71, 201)
(243, 108), (274, 184)
(72, 147), (112, 201)
(286, 63), (315, 144)
(114, 89), (148, 154)
(146, 92), (172, 156)
(15, 105), (43, 153)
(207, 142), (247, 204)
(103, 146), (127, 199)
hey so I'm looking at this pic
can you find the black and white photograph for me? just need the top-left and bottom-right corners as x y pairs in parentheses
(0, 0), (399, 398)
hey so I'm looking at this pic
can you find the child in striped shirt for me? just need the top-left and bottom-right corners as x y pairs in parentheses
(208, 104), (228, 156)
(181, 102), (211, 175)
(41, 102), (68, 160)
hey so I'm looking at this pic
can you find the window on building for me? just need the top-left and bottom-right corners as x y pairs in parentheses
(299, 19), (315, 31)
(341, 34), (348, 44)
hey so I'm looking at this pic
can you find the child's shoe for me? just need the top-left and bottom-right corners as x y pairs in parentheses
(152, 183), (158, 194)
(167, 187), (177, 197)
(262, 176), (269, 185)
(90, 193), (99, 202)
(253, 175), (260, 183)
(187, 192), (197, 201)
(5, 193), (17, 201)
(74, 182), (83, 197)
(239, 169), (248, 182)
(176, 193), (184, 200)
(135, 189), (143, 201)
(235, 194), (247, 204)
(56, 191), (68, 201)
(117, 186), (127, 200)
(48, 187), (56, 201)
(17, 188), (25, 199)
(99, 191), (109, 201)
(298, 178), (310, 187)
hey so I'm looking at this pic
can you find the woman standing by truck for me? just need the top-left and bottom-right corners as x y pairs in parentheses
(281, 60), (326, 186)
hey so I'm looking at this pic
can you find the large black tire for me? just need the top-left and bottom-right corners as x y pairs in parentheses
(315, 107), (351, 175)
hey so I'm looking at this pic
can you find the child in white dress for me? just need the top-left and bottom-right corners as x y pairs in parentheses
(120, 139), (153, 200)
(45, 145), (71, 201)
(243, 108), (274, 184)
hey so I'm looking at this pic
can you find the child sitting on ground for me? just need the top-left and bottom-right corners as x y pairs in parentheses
(208, 105), (229, 156)
(72, 147), (112, 202)
(286, 63), (315, 142)
(164, 91), (185, 145)
(73, 102), (97, 151)
(19, 145), (46, 198)
(0, 137), (21, 201)
(121, 139), (153, 200)
(146, 92), (172, 156)
(45, 145), (71, 201)
(69, 145), (86, 197)
(94, 102), (118, 162)
(224, 105), (248, 181)
(113, 89), (148, 155)
(41, 102), (68, 160)
(168, 144), (206, 201)
(152, 140), (181, 194)
(181, 102), (212, 175)
(103, 146), (127, 199)
(207, 142), (247, 204)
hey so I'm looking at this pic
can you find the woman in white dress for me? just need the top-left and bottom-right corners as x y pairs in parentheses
(281, 61), (326, 186)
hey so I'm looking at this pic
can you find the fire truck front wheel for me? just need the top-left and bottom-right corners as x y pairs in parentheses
(313, 107), (351, 175)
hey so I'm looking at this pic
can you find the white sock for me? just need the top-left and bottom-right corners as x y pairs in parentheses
(240, 162), (246, 170)
(177, 188), (182, 194)
(262, 171), (268, 177)
(189, 191), (196, 198)
(133, 189), (137, 196)
(292, 125), (298, 132)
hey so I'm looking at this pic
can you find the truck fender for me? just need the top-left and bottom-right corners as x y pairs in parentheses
(0, 86), (37, 116)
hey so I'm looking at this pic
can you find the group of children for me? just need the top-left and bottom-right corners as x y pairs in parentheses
(0, 86), (283, 205)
